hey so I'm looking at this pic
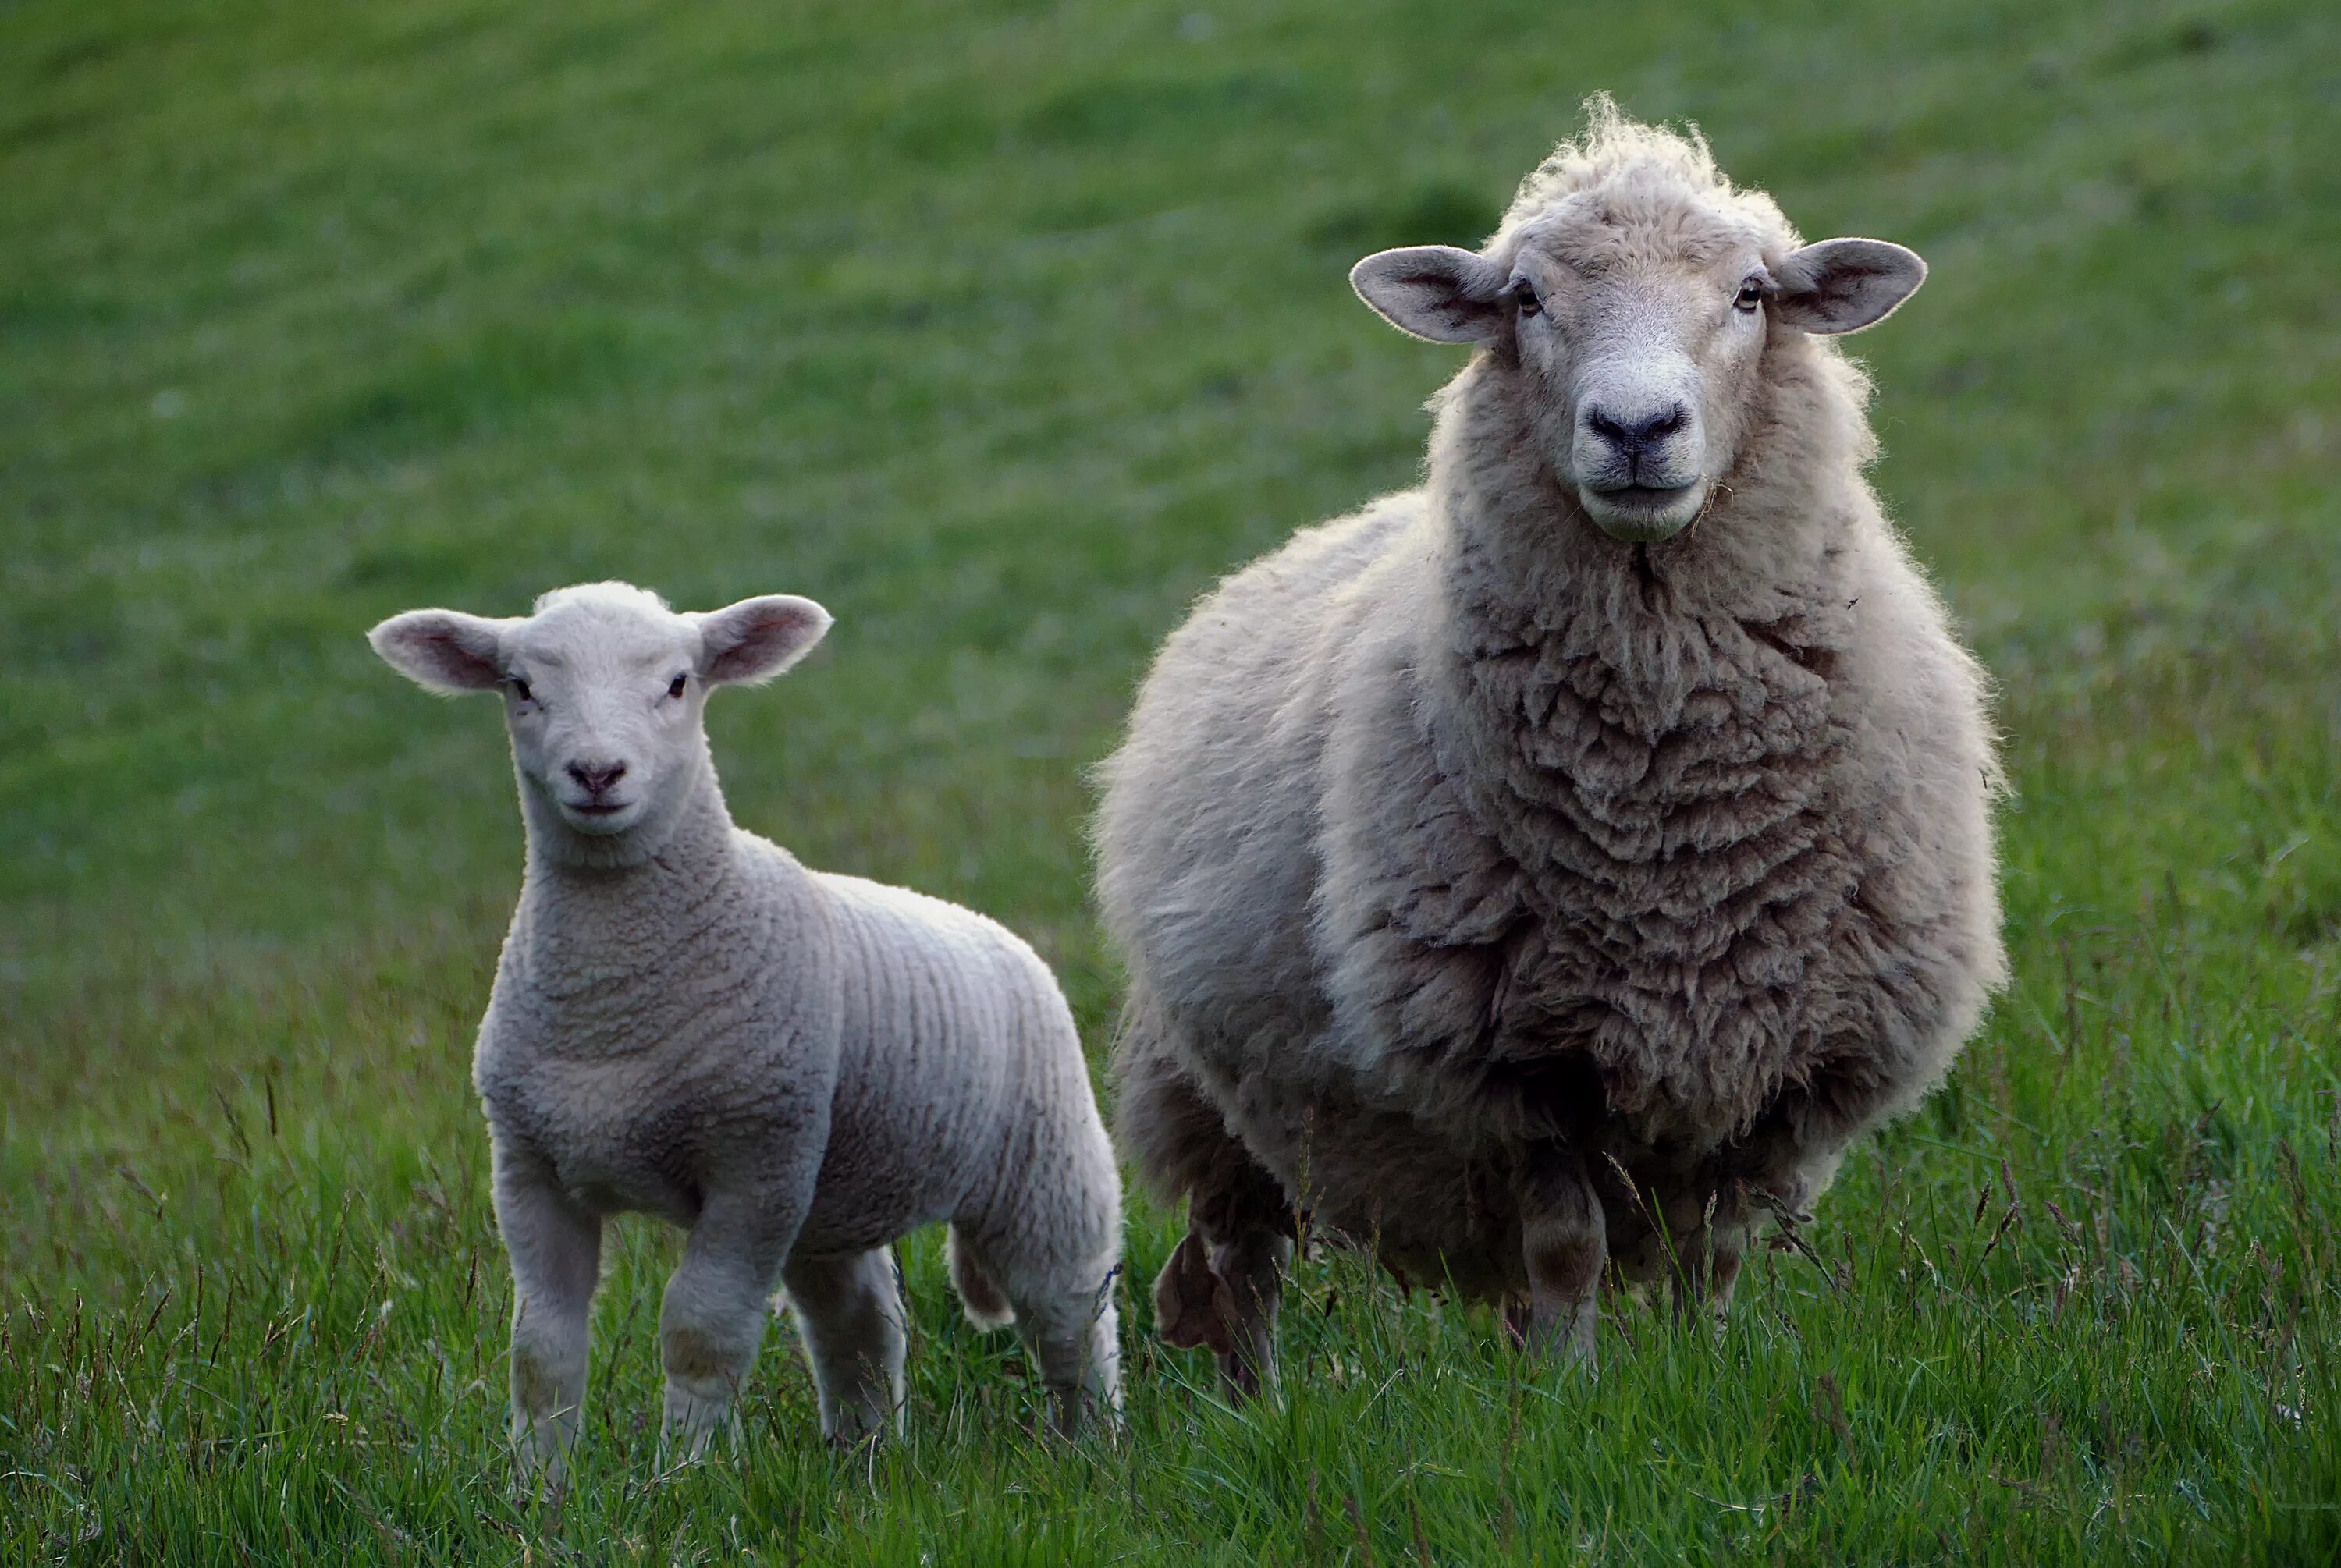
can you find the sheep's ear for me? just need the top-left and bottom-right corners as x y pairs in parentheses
(1772, 238), (1927, 335)
(693, 595), (832, 686)
(368, 610), (511, 694)
(1349, 246), (1510, 343)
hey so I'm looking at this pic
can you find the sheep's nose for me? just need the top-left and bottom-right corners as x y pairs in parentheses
(567, 761), (627, 796)
(1584, 402), (1689, 459)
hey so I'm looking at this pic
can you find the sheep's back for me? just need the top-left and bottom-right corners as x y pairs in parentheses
(1096, 495), (1426, 1094)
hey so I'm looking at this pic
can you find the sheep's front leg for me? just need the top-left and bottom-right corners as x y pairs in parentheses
(781, 1247), (907, 1446)
(1667, 1183), (1750, 1339)
(658, 1189), (801, 1463)
(1515, 1148), (1604, 1370)
(494, 1143), (603, 1499)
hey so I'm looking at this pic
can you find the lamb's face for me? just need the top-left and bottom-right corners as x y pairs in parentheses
(1350, 177), (1925, 544)
(496, 598), (713, 839)
(369, 583), (831, 858)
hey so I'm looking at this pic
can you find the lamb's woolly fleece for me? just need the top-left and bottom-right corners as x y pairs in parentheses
(1097, 108), (2003, 1314)
(375, 584), (1120, 1478)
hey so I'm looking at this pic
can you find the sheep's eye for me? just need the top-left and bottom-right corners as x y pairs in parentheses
(1510, 278), (1543, 318)
(509, 676), (532, 702)
(666, 673), (688, 700)
(1735, 278), (1765, 313)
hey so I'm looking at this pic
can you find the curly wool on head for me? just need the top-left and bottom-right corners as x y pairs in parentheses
(528, 580), (674, 616)
(1487, 96), (1796, 264)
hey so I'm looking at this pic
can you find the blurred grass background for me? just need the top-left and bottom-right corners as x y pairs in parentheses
(3, 0), (2338, 1561)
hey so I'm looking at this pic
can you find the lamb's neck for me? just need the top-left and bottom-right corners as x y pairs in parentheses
(506, 767), (792, 1025)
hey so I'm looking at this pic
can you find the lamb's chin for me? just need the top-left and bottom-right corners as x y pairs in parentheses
(1578, 481), (1707, 543)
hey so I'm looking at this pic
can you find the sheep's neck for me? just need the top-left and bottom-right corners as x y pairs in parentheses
(1419, 357), (1856, 867)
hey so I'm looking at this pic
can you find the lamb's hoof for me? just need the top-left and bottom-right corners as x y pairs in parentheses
(1152, 1233), (1236, 1357)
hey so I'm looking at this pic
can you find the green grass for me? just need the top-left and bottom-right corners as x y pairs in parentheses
(5, 0), (2339, 1559)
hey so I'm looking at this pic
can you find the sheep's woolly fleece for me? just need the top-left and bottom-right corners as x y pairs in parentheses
(1096, 102), (2005, 1308)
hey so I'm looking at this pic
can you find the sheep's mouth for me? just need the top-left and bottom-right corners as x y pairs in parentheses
(1578, 480), (1706, 542)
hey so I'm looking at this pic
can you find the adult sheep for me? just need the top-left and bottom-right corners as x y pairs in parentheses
(1096, 101), (2003, 1394)
(370, 583), (1121, 1488)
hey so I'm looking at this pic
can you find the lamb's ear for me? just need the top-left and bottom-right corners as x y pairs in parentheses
(1772, 238), (1927, 335)
(368, 610), (511, 694)
(1349, 246), (1510, 343)
(693, 595), (832, 686)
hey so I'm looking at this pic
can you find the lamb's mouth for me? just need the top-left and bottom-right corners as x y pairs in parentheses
(1579, 480), (1707, 542)
(562, 799), (637, 832)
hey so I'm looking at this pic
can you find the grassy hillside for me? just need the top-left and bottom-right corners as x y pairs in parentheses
(4, 0), (2338, 1560)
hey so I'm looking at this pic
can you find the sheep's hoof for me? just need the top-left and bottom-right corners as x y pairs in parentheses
(1152, 1233), (1236, 1356)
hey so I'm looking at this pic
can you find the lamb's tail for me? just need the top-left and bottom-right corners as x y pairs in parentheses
(947, 1227), (1015, 1331)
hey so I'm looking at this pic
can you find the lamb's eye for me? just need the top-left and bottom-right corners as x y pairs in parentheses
(509, 676), (532, 702)
(1510, 278), (1543, 318)
(666, 673), (688, 700)
(1735, 278), (1765, 313)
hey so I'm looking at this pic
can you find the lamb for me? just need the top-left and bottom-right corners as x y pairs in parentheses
(368, 582), (1121, 1487)
(1096, 100), (2004, 1395)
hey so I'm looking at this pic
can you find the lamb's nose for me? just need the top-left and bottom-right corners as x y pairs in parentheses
(567, 761), (627, 796)
(1585, 402), (1689, 459)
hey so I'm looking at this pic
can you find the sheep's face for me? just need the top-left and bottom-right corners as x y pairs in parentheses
(1350, 194), (1924, 544)
(369, 584), (831, 860)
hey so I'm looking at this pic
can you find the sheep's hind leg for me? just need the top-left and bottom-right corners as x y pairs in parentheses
(1159, 1157), (1295, 1402)
(1515, 1148), (1604, 1370)
(493, 1142), (602, 1501)
(780, 1247), (908, 1446)
(1117, 1041), (1294, 1400)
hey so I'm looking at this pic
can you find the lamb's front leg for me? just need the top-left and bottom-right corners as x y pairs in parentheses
(494, 1142), (603, 1499)
(782, 1247), (908, 1445)
(658, 1188), (802, 1463)
(1513, 1148), (1604, 1370)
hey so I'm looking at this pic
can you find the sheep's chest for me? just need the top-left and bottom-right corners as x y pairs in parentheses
(1444, 603), (1876, 1138)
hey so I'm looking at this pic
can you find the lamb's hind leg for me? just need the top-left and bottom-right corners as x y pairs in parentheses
(1514, 1148), (1604, 1370)
(780, 1247), (908, 1446)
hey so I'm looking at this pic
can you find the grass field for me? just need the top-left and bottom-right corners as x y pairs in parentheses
(5, 0), (2340, 1559)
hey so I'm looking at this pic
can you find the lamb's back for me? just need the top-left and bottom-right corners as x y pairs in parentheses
(787, 870), (1080, 1252)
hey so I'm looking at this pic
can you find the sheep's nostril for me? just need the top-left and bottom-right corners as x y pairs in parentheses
(1586, 403), (1689, 459)
(567, 761), (627, 796)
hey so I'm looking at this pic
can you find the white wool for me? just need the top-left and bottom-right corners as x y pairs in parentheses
(370, 584), (1121, 1488)
(1096, 103), (2002, 1389)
